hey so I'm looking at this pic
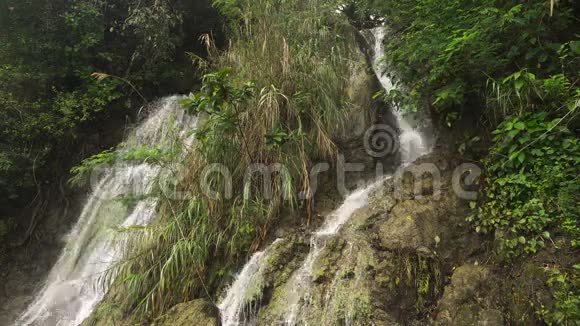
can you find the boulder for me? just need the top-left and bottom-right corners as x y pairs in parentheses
(435, 265), (503, 326)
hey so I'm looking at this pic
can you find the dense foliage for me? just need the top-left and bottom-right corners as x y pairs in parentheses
(0, 0), (222, 246)
(345, 0), (579, 124)
(5, 0), (578, 323)
(469, 112), (579, 258)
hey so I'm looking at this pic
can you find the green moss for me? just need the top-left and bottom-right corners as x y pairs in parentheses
(153, 299), (219, 326)
(325, 248), (375, 324)
(256, 286), (290, 324)
(82, 303), (124, 326)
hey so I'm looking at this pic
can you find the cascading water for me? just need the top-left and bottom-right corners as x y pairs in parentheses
(219, 239), (283, 326)
(217, 181), (384, 326)
(217, 26), (431, 326)
(370, 27), (427, 164)
(16, 96), (196, 326)
(283, 180), (384, 325)
(280, 26), (431, 325)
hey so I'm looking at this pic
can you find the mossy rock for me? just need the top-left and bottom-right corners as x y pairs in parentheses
(153, 299), (220, 326)
(377, 198), (439, 251)
(435, 265), (503, 325)
(504, 260), (552, 324)
(81, 303), (126, 326)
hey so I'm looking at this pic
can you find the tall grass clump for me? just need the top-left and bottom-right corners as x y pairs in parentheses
(101, 0), (372, 319)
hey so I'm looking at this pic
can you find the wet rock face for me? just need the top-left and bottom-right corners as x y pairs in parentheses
(435, 265), (503, 326)
(0, 194), (86, 325)
(377, 198), (439, 251)
(153, 299), (220, 326)
(242, 147), (480, 325)
(249, 144), (562, 326)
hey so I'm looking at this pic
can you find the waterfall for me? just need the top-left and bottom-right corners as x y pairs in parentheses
(283, 180), (384, 325)
(16, 96), (196, 326)
(369, 27), (427, 164)
(218, 26), (431, 325)
(217, 180), (385, 326)
(279, 27), (431, 325)
(219, 239), (283, 326)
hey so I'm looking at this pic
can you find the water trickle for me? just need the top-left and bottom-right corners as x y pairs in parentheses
(369, 27), (427, 164)
(219, 239), (283, 326)
(17, 96), (196, 326)
(284, 180), (384, 325)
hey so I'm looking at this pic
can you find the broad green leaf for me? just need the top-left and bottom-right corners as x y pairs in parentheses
(542, 231), (550, 239)
(570, 41), (580, 54)
(507, 130), (519, 139)
(514, 122), (526, 130)
(509, 151), (519, 161)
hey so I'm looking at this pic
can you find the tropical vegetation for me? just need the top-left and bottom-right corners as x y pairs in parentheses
(1, 0), (578, 324)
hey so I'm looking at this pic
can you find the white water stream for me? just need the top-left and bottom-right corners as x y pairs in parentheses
(218, 26), (431, 325)
(219, 239), (283, 326)
(282, 179), (385, 325)
(16, 96), (196, 326)
(370, 27), (427, 164)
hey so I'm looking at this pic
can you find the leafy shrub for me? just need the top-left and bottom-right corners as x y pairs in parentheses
(353, 0), (578, 125)
(0, 0), (218, 215)
(69, 149), (116, 187)
(121, 145), (169, 164)
(468, 112), (579, 258)
(69, 143), (176, 187)
(179, 68), (256, 160)
(535, 267), (580, 325)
